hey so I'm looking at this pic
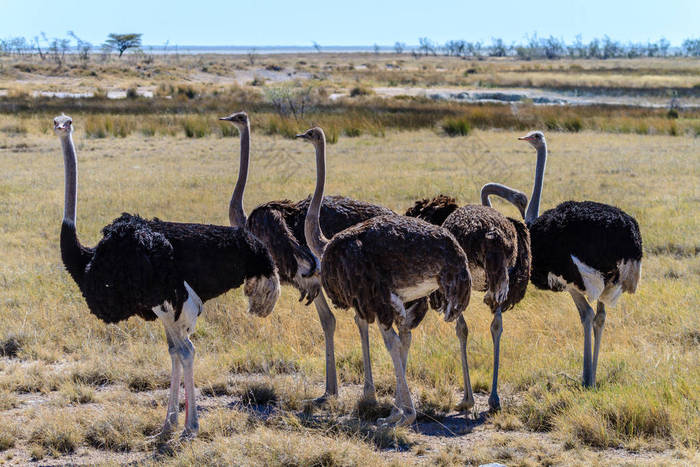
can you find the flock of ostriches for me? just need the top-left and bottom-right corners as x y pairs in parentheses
(53, 112), (642, 437)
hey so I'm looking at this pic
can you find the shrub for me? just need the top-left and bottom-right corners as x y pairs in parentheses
(350, 86), (373, 97)
(563, 118), (583, 132)
(344, 127), (361, 137)
(442, 117), (471, 136)
(183, 117), (210, 138)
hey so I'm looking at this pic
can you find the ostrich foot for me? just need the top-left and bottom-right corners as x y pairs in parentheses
(378, 406), (403, 426)
(303, 393), (336, 406)
(455, 396), (475, 412)
(180, 427), (198, 440)
(379, 409), (416, 428)
(488, 394), (501, 412)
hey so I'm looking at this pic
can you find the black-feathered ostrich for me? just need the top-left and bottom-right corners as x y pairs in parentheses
(297, 127), (471, 426)
(484, 131), (642, 387)
(54, 115), (280, 437)
(220, 112), (409, 403)
(405, 189), (531, 411)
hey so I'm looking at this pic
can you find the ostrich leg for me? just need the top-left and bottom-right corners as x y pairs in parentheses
(455, 315), (475, 412)
(312, 292), (338, 401)
(488, 308), (503, 411)
(397, 325), (416, 423)
(162, 328), (183, 434)
(592, 301), (607, 387)
(377, 324), (415, 427)
(571, 290), (595, 388)
(354, 313), (377, 401)
(180, 337), (198, 438)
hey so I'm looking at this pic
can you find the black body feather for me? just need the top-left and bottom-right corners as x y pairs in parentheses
(61, 213), (276, 324)
(529, 201), (642, 292)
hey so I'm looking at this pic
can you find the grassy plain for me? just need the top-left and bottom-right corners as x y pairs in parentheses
(0, 119), (697, 465)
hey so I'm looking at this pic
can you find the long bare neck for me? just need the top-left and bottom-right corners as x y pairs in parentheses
(525, 142), (547, 226)
(304, 139), (329, 258)
(481, 183), (518, 207)
(229, 122), (250, 227)
(61, 134), (77, 224)
(59, 132), (89, 285)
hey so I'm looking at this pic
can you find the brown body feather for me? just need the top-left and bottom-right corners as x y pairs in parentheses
(320, 215), (471, 328)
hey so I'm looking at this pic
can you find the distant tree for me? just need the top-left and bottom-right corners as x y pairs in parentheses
(68, 31), (91, 64)
(394, 41), (405, 54)
(373, 43), (380, 55)
(682, 38), (700, 56)
(247, 48), (257, 65)
(312, 41), (322, 53)
(542, 36), (564, 59)
(489, 38), (507, 57)
(103, 33), (142, 57)
(601, 35), (621, 59)
(418, 37), (436, 56)
(48, 37), (70, 66)
(587, 38), (601, 58)
(658, 38), (670, 57)
(465, 41), (482, 58)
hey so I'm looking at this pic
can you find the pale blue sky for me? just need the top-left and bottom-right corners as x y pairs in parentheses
(1, 0), (697, 46)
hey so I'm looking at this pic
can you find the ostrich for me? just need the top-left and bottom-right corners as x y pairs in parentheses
(54, 115), (280, 437)
(220, 111), (410, 403)
(486, 131), (642, 387)
(297, 126), (471, 426)
(405, 192), (531, 411)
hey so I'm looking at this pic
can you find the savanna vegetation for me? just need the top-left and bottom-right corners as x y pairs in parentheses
(0, 46), (698, 464)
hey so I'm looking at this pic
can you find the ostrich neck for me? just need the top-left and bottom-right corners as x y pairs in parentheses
(61, 135), (77, 224)
(481, 183), (515, 207)
(525, 143), (547, 226)
(304, 140), (329, 258)
(59, 132), (88, 286)
(229, 123), (249, 228)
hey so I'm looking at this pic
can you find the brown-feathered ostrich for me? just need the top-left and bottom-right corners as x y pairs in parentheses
(405, 192), (531, 411)
(480, 131), (642, 388)
(297, 127), (471, 426)
(54, 115), (280, 437)
(220, 111), (406, 403)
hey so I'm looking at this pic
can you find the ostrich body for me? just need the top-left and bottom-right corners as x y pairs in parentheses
(221, 112), (396, 402)
(55, 115), (280, 437)
(406, 193), (530, 411)
(487, 131), (642, 387)
(298, 127), (471, 426)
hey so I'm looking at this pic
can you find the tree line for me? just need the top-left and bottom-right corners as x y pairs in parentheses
(2, 32), (700, 60)
(0, 33), (142, 64)
(402, 35), (700, 59)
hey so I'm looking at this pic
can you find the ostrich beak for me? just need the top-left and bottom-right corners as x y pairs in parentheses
(295, 133), (306, 139)
(518, 135), (531, 141)
(219, 116), (233, 121)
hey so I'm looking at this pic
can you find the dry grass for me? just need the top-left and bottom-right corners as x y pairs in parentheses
(0, 124), (697, 464)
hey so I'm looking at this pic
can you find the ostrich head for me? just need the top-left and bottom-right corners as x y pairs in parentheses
(518, 130), (545, 149)
(53, 114), (73, 137)
(295, 127), (325, 146)
(219, 111), (249, 129)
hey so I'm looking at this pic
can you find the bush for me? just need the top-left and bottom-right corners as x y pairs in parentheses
(183, 117), (210, 138)
(667, 109), (679, 119)
(442, 117), (471, 136)
(563, 118), (583, 132)
(349, 86), (373, 97)
(344, 127), (361, 137)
